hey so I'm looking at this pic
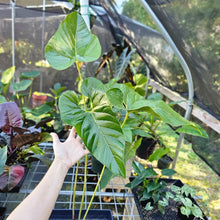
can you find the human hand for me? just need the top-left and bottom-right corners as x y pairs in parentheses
(50, 127), (90, 170)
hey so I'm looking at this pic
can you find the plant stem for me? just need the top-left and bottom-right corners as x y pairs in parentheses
(72, 161), (79, 218)
(121, 111), (129, 128)
(76, 61), (82, 81)
(78, 154), (88, 220)
(82, 165), (106, 220)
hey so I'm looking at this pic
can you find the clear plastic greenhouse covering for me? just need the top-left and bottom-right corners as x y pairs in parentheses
(0, 0), (219, 175)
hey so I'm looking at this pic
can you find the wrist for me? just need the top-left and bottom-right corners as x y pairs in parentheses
(53, 158), (70, 172)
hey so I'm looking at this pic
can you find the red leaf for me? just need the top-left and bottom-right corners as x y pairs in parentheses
(0, 102), (22, 134)
(0, 165), (25, 192)
(8, 165), (25, 191)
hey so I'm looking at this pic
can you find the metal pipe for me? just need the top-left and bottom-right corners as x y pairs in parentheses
(20, 189), (134, 197)
(137, 0), (194, 170)
(40, 0), (46, 92)
(11, 0), (16, 71)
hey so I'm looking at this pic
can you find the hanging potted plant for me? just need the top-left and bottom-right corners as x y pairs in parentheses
(43, 8), (208, 220)
(0, 102), (51, 193)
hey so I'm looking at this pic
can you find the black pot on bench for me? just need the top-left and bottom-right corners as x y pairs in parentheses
(49, 209), (113, 220)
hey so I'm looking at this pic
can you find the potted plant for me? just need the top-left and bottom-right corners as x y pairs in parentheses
(0, 102), (51, 192)
(43, 9), (208, 219)
(126, 161), (207, 220)
(0, 67), (40, 106)
(32, 91), (47, 107)
(30, 82), (69, 139)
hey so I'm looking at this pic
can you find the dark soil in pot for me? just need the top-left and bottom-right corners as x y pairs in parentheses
(129, 178), (207, 220)
(135, 138), (157, 160)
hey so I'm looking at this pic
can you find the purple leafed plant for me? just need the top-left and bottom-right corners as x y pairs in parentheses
(0, 102), (45, 192)
(0, 101), (23, 134)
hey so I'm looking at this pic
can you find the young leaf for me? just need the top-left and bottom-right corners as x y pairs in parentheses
(181, 184), (195, 197)
(10, 80), (32, 92)
(192, 204), (204, 219)
(180, 206), (191, 217)
(45, 12), (101, 70)
(145, 202), (154, 211)
(170, 184), (181, 193)
(158, 198), (169, 207)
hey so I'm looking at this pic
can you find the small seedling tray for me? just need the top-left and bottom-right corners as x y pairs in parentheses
(49, 209), (113, 220)
(129, 177), (207, 220)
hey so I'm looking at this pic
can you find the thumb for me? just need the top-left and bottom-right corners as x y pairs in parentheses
(50, 132), (60, 144)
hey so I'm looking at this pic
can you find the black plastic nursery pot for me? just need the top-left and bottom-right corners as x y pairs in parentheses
(135, 138), (157, 160)
(129, 177), (208, 220)
(0, 207), (6, 220)
(157, 155), (173, 169)
(91, 156), (104, 174)
(49, 209), (113, 220)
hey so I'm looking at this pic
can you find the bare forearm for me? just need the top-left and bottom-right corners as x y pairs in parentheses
(7, 159), (69, 220)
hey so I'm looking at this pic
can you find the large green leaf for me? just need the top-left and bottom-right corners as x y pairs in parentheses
(1, 66), (15, 85)
(10, 80), (32, 92)
(1, 66), (15, 94)
(176, 123), (208, 138)
(45, 12), (101, 70)
(59, 90), (126, 177)
(108, 83), (207, 138)
(20, 71), (40, 79)
(0, 95), (7, 103)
